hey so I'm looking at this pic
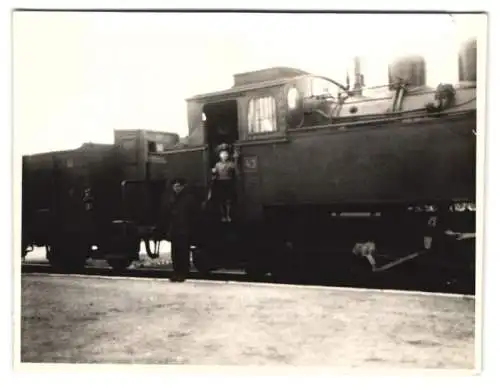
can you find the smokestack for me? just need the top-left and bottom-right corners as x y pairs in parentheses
(352, 56), (364, 96)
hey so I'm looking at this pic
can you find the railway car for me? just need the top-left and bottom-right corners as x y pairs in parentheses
(21, 130), (179, 271)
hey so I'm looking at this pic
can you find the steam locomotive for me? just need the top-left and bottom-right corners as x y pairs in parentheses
(21, 38), (478, 291)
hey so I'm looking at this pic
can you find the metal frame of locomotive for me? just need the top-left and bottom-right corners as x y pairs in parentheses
(21, 38), (477, 290)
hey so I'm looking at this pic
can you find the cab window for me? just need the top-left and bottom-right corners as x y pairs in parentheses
(248, 96), (278, 134)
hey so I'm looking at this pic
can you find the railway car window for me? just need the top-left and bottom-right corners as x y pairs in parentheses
(248, 96), (278, 133)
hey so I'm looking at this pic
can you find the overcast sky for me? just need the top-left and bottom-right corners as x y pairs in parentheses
(13, 12), (483, 154)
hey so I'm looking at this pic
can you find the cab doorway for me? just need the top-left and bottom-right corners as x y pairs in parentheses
(202, 100), (239, 167)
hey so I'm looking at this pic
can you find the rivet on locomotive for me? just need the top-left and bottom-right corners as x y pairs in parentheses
(21, 38), (477, 292)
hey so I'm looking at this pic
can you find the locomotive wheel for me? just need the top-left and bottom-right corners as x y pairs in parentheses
(47, 240), (87, 273)
(243, 241), (275, 280)
(106, 233), (140, 272)
(244, 248), (270, 280)
(244, 263), (269, 280)
(107, 257), (133, 272)
(192, 248), (214, 277)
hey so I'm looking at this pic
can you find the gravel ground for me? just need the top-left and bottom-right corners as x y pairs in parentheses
(20, 274), (476, 369)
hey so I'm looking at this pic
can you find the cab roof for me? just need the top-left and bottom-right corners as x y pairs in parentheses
(185, 66), (310, 102)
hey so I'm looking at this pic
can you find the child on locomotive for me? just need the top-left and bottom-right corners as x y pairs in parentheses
(210, 143), (239, 222)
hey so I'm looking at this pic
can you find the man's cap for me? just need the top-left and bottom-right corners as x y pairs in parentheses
(171, 177), (186, 186)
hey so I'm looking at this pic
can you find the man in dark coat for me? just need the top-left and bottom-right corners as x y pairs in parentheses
(161, 178), (199, 282)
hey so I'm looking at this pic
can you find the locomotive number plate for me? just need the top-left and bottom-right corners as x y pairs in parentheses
(243, 156), (258, 172)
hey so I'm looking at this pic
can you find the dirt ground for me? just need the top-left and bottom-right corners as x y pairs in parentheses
(20, 274), (476, 369)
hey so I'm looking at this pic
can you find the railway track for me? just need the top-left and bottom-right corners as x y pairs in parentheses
(20, 261), (475, 296)
(21, 263), (254, 282)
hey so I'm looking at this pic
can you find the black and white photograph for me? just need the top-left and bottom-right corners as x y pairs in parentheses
(12, 7), (486, 373)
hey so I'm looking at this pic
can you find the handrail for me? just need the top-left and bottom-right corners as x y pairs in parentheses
(288, 107), (476, 135)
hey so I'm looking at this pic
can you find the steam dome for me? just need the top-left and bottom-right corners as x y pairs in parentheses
(388, 55), (426, 90)
(458, 38), (477, 82)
